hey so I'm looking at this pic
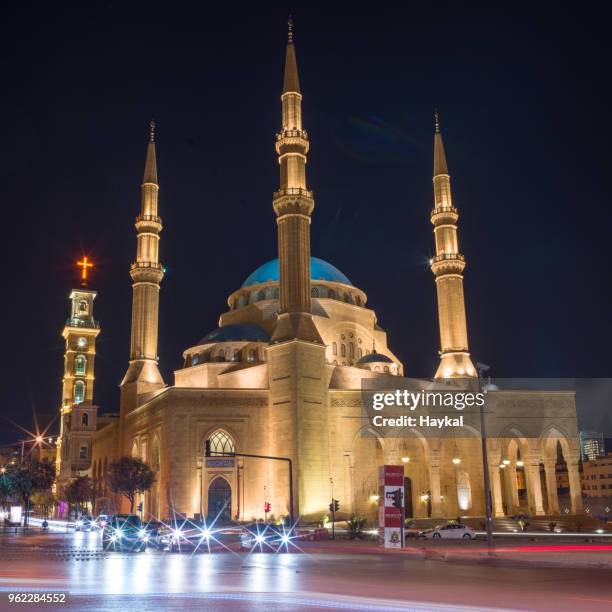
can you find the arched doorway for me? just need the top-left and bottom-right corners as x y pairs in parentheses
(208, 476), (231, 522)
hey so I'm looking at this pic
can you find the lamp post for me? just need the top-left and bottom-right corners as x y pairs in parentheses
(476, 362), (494, 555)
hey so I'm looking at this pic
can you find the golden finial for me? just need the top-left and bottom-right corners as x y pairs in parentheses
(149, 119), (156, 143)
(434, 110), (440, 134)
(288, 15), (294, 43)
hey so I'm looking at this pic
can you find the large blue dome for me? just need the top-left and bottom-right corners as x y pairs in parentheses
(197, 324), (270, 345)
(242, 257), (352, 288)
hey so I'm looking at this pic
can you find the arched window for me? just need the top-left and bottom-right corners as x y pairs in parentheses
(332, 342), (337, 356)
(311, 286), (320, 298)
(349, 342), (354, 359)
(209, 430), (235, 455)
(218, 348), (226, 362)
(344, 293), (351, 303)
(75, 354), (87, 375)
(355, 296), (362, 306)
(232, 349), (241, 362)
(329, 290), (338, 300)
(73, 380), (85, 404)
(248, 349), (256, 362)
(384, 366), (389, 373)
(357, 348), (363, 358)
(272, 287), (280, 299)
(237, 295), (246, 308)
(341, 344), (346, 357)
(192, 354), (200, 366)
(257, 290), (266, 302)
(81, 412), (89, 427)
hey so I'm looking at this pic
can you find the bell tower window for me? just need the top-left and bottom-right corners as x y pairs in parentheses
(74, 380), (85, 404)
(81, 412), (89, 427)
(75, 354), (87, 375)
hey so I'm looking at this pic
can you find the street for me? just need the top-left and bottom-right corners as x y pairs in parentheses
(1, 532), (611, 611)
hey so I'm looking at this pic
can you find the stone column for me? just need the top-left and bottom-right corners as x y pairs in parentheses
(343, 452), (354, 516)
(543, 460), (560, 515)
(490, 465), (505, 517)
(430, 455), (442, 518)
(526, 462), (545, 515)
(505, 465), (520, 512)
(567, 460), (583, 515)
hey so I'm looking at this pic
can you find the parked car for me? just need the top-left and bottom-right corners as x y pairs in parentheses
(239, 522), (294, 551)
(102, 514), (147, 551)
(75, 515), (96, 532)
(421, 523), (475, 540)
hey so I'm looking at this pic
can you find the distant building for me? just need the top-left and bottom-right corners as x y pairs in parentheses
(581, 453), (612, 498)
(579, 431), (605, 461)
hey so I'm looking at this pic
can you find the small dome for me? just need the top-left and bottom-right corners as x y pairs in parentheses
(242, 257), (352, 288)
(357, 352), (393, 364)
(197, 324), (270, 345)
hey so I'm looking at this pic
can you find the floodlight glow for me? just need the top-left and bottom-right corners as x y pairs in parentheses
(76, 520), (83, 527)
(138, 529), (149, 540)
(281, 534), (290, 544)
(201, 528), (211, 539)
(255, 534), (265, 544)
(114, 528), (123, 538)
(516, 460), (524, 467)
(171, 529), (183, 540)
(110, 534), (118, 543)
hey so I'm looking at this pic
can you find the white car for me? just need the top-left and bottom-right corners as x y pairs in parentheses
(421, 523), (475, 540)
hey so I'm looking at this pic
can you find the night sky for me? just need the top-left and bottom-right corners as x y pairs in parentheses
(1, 2), (610, 445)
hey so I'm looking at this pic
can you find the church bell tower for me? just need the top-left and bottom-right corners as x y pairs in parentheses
(430, 113), (477, 379)
(56, 259), (100, 488)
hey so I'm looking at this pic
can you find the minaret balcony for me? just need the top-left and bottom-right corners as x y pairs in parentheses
(135, 214), (163, 232)
(430, 206), (459, 225)
(430, 253), (466, 276)
(275, 130), (309, 155)
(130, 261), (165, 283)
(273, 188), (314, 217)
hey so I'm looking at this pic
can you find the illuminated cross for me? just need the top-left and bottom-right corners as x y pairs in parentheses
(77, 256), (93, 284)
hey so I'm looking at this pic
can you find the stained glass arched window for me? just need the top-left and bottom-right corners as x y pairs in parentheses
(209, 430), (235, 455)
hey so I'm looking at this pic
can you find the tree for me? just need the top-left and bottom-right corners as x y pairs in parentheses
(9, 459), (56, 526)
(0, 471), (15, 511)
(65, 476), (94, 515)
(107, 457), (154, 513)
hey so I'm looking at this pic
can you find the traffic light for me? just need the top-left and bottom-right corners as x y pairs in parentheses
(137, 502), (143, 513)
(264, 502), (271, 514)
(329, 499), (340, 513)
(205, 439), (211, 457)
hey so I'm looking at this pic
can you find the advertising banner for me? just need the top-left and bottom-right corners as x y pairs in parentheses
(379, 465), (404, 547)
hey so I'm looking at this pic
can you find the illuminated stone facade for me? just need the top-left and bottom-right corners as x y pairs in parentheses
(89, 24), (583, 523)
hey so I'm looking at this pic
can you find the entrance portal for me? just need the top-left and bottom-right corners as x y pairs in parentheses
(208, 476), (231, 522)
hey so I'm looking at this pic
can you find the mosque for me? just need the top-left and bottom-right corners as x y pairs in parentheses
(56, 23), (583, 523)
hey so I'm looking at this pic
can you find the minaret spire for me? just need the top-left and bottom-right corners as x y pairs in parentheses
(429, 112), (476, 379)
(121, 121), (165, 393)
(271, 17), (321, 343)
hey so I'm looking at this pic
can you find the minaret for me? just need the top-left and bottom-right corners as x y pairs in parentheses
(56, 260), (99, 488)
(266, 19), (329, 521)
(270, 17), (322, 344)
(121, 121), (165, 400)
(430, 112), (477, 379)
